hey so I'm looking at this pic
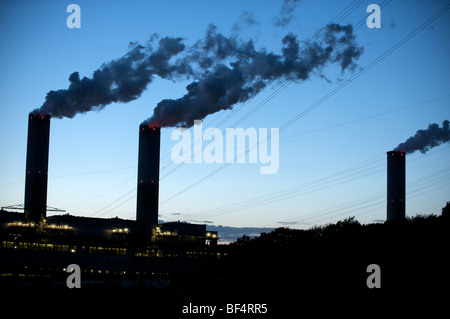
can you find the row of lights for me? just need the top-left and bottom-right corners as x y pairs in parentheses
(112, 228), (129, 233)
(9, 222), (71, 229)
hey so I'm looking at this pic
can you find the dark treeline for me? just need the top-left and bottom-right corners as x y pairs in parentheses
(227, 203), (450, 282)
(4, 204), (449, 316)
(159, 204), (450, 316)
(201, 202), (450, 313)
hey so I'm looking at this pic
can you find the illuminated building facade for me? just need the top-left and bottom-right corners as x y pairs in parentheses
(0, 210), (222, 277)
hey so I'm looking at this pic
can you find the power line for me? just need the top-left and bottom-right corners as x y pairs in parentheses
(275, 167), (450, 227)
(229, 0), (391, 129)
(168, 141), (450, 227)
(187, 156), (383, 219)
(62, 175), (136, 210)
(158, 2), (449, 205)
(158, 0), (367, 175)
(90, 187), (136, 218)
(280, 94), (450, 141)
(56, 92), (448, 215)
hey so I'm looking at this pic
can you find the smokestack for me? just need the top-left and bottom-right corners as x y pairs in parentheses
(24, 113), (51, 226)
(136, 124), (161, 239)
(386, 151), (406, 222)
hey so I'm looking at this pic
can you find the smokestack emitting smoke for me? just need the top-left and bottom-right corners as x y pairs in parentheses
(386, 120), (450, 221)
(34, 37), (188, 119)
(33, 24), (362, 127)
(386, 151), (406, 222)
(25, 113), (51, 226)
(394, 120), (450, 154)
(136, 125), (161, 239)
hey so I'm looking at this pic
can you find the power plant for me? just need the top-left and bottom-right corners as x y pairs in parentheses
(0, 113), (413, 278)
(386, 151), (406, 222)
(0, 114), (220, 277)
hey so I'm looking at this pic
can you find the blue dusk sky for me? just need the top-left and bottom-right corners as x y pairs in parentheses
(0, 0), (449, 231)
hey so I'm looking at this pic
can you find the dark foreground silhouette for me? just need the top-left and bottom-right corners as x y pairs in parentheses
(2, 203), (449, 316)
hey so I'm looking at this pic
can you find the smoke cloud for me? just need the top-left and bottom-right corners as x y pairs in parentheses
(34, 36), (190, 118)
(274, 0), (302, 27)
(145, 23), (363, 128)
(34, 22), (363, 127)
(394, 120), (450, 154)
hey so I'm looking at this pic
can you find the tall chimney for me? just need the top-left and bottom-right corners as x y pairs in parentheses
(136, 124), (161, 240)
(24, 113), (51, 226)
(386, 151), (406, 221)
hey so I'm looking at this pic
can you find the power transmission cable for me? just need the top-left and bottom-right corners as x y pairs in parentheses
(274, 165), (450, 226)
(163, 142), (449, 226)
(158, 0), (367, 174)
(159, 3), (449, 205)
(83, 2), (448, 219)
(159, 0), (391, 180)
(62, 175), (136, 210)
(177, 94), (450, 220)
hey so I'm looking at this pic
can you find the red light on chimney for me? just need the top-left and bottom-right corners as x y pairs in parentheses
(140, 179), (143, 183)
(38, 170), (41, 174)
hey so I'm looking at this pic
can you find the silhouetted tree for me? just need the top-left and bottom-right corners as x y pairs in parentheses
(442, 201), (450, 219)
(233, 234), (252, 247)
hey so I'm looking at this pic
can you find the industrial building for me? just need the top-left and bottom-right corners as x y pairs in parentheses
(0, 113), (221, 278)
